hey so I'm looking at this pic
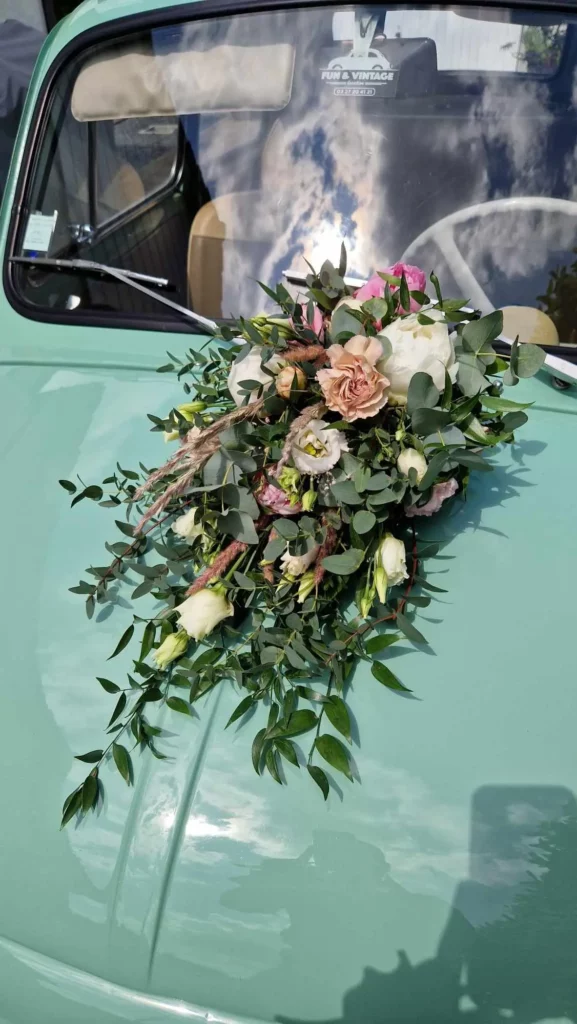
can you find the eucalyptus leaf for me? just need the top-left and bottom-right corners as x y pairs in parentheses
(218, 510), (259, 545)
(516, 343), (546, 378)
(411, 408), (451, 434)
(322, 549), (364, 575)
(352, 510), (376, 534)
(407, 372), (440, 414)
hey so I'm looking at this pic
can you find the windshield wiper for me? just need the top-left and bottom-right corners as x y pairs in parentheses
(11, 256), (218, 334)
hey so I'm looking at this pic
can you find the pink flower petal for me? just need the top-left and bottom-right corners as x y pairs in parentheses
(406, 478), (459, 517)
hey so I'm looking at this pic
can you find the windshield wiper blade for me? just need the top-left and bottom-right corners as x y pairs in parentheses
(11, 256), (218, 334)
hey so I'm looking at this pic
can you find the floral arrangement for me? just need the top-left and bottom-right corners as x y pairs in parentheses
(60, 251), (545, 826)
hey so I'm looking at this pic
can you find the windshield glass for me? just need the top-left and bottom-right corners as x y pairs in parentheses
(12, 4), (577, 347)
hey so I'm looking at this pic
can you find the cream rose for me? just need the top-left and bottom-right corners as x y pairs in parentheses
(276, 365), (306, 399)
(175, 589), (234, 641)
(280, 543), (320, 577)
(227, 346), (282, 407)
(397, 448), (427, 483)
(171, 507), (203, 543)
(378, 310), (457, 404)
(291, 419), (348, 475)
(317, 335), (390, 421)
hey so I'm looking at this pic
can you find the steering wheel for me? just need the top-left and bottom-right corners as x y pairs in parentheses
(401, 196), (577, 312)
(401, 196), (577, 386)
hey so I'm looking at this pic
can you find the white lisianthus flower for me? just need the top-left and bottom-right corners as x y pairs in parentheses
(291, 419), (349, 475)
(280, 543), (320, 577)
(378, 309), (457, 403)
(175, 589), (234, 641)
(171, 507), (203, 543)
(397, 448), (427, 483)
(375, 533), (408, 603)
(154, 630), (189, 670)
(227, 345), (282, 407)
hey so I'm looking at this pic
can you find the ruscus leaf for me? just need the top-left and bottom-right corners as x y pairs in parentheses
(167, 696), (192, 716)
(325, 696), (352, 742)
(97, 677), (120, 694)
(315, 734), (353, 781)
(81, 773), (98, 812)
(371, 662), (412, 692)
(75, 750), (103, 764)
(112, 743), (132, 784)
(307, 764), (329, 799)
(107, 624), (134, 660)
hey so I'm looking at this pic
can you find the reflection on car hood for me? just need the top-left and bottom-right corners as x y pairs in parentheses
(0, 359), (576, 1022)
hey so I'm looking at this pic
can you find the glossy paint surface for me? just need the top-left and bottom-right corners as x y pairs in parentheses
(1, 2), (577, 1022)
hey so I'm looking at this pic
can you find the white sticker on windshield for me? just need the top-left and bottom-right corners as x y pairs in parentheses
(23, 210), (57, 254)
(321, 14), (398, 98)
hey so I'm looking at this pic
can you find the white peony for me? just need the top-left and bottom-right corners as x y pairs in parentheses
(291, 419), (348, 475)
(280, 543), (320, 577)
(227, 345), (282, 407)
(397, 448), (427, 483)
(171, 507), (203, 542)
(378, 309), (457, 404)
(175, 589), (234, 641)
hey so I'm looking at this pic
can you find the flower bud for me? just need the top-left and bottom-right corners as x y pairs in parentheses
(376, 534), (408, 591)
(374, 565), (388, 604)
(397, 448), (427, 483)
(276, 365), (307, 400)
(251, 315), (293, 340)
(177, 401), (206, 421)
(297, 571), (317, 604)
(359, 583), (376, 619)
(171, 507), (203, 543)
(302, 488), (317, 511)
(154, 630), (189, 670)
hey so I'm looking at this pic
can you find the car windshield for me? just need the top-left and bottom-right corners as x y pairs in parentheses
(12, 4), (577, 347)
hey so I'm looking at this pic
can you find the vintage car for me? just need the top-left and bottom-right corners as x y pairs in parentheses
(0, 0), (576, 1021)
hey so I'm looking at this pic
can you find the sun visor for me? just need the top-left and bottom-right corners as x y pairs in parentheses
(71, 42), (296, 121)
(453, 6), (566, 25)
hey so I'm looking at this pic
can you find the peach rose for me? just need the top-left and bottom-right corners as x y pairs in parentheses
(316, 335), (390, 422)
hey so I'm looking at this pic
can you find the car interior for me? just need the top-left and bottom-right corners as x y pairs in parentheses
(10, 4), (577, 351)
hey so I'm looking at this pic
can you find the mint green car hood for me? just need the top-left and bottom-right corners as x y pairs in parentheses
(0, 351), (576, 1023)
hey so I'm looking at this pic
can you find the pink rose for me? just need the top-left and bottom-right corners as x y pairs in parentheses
(316, 335), (390, 422)
(355, 262), (427, 313)
(290, 304), (324, 338)
(406, 478), (459, 517)
(256, 479), (302, 516)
